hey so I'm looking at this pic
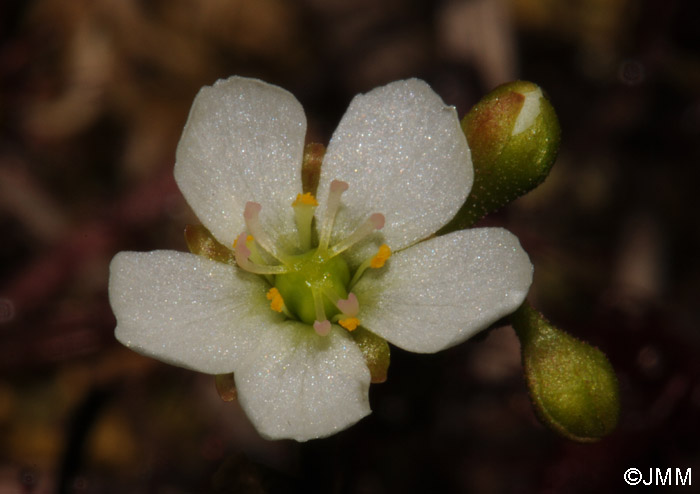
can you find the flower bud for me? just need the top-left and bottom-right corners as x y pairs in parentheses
(442, 81), (560, 231)
(511, 302), (620, 442)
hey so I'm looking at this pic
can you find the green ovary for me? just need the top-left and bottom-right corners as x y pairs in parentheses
(274, 250), (350, 325)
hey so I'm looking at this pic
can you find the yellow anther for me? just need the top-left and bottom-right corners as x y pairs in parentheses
(233, 234), (254, 248)
(370, 244), (392, 268)
(266, 287), (285, 313)
(292, 192), (318, 207)
(339, 317), (360, 331)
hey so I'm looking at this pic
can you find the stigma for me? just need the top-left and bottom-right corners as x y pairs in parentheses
(233, 180), (391, 336)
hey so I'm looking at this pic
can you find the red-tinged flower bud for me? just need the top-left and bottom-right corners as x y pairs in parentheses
(442, 81), (560, 231)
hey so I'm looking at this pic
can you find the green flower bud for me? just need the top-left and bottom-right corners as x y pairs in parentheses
(442, 81), (560, 231)
(511, 302), (620, 442)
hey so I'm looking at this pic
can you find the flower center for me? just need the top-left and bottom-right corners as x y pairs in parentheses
(232, 180), (391, 336)
(275, 250), (349, 327)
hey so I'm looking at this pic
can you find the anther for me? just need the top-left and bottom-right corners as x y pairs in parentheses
(370, 244), (391, 268)
(292, 193), (318, 207)
(349, 243), (392, 287)
(266, 287), (285, 313)
(338, 318), (360, 331)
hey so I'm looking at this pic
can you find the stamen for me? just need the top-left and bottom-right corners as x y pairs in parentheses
(328, 213), (385, 258)
(292, 192), (318, 207)
(232, 234), (253, 249)
(234, 233), (288, 275)
(370, 244), (392, 268)
(266, 287), (285, 313)
(350, 244), (392, 288)
(246, 237), (267, 267)
(234, 235), (275, 283)
(338, 318), (360, 331)
(318, 180), (349, 250)
(292, 193), (317, 251)
(243, 202), (285, 262)
(336, 292), (359, 317)
(312, 288), (331, 336)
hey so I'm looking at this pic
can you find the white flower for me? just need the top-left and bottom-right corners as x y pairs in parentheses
(109, 76), (533, 441)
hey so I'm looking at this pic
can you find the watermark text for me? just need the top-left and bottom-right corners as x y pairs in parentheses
(624, 468), (691, 486)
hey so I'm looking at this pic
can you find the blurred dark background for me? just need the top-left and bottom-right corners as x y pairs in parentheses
(1, 0), (699, 492)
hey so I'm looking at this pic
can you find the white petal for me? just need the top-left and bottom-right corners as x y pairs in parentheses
(175, 76), (306, 248)
(110, 250), (277, 374)
(354, 228), (533, 353)
(318, 78), (472, 259)
(235, 323), (371, 441)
